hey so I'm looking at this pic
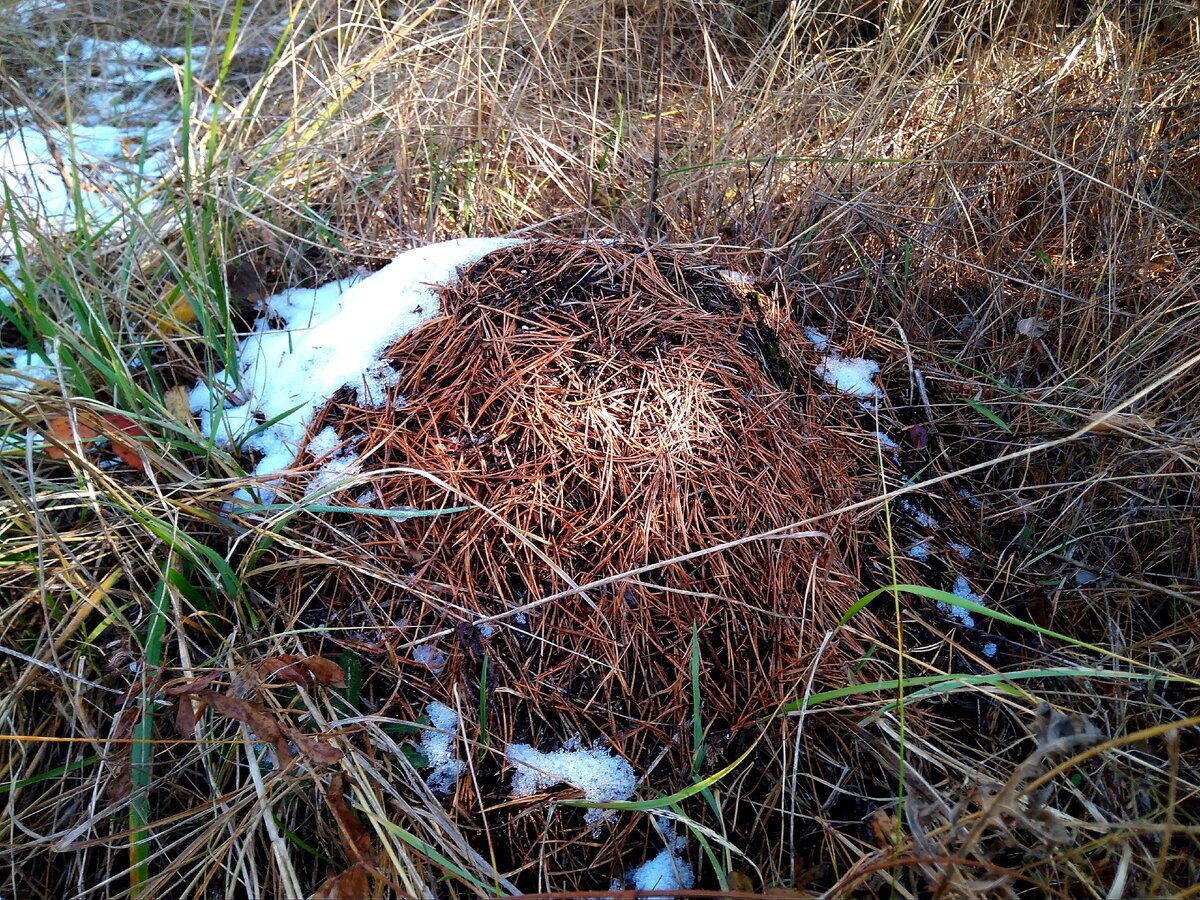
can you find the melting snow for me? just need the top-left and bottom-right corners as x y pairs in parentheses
(420, 701), (465, 795)
(189, 238), (522, 499)
(899, 498), (940, 530)
(958, 487), (984, 509)
(939, 574), (984, 628)
(507, 735), (636, 828)
(0, 346), (56, 391)
(907, 540), (932, 561)
(873, 431), (900, 451)
(614, 838), (695, 898)
(1, 36), (204, 259)
(804, 327), (831, 351)
(413, 643), (447, 675)
(816, 354), (881, 400)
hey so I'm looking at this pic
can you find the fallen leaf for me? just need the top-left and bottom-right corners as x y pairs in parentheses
(291, 729), (343, 765)
(325, 775), (375, 863)
(150, 282), (198, 336)
(93, 412), (147, 467)
(907, 423), (929, 450)
(164, 671), (223, 695)
(192, 689), (292, 763)
(302, 656), (347, 688)
(164, 385), (198, 433)
(312, 863), (373, 900)
(257, 656), (312, 688)
(175, 697), (198, 737)
(258, 655), (347, 689)
(45, 416), (101, 459)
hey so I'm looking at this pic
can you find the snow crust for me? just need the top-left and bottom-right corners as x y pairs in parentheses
(189, 238), (522, 497)
(413, 644), (447, 675)
(420, 701), (465, 794)
(899, 498), (940, 531)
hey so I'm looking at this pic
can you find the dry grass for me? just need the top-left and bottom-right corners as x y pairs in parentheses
(1, 0), (1198, 897)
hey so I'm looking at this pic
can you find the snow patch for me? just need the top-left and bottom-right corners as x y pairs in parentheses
(420, 701), (465, 795)
(873, 431), (900, 451)
(0, 346), (56, 390)
(816, 354), (881, 400)
(982, 641), (998, 658)
(614, 838), (694, 898)
(907, 540), (932, 561)
(899, 498), (940, 530)
(958, 487), (984, 509)
(190, 238), (522, 498)
(506, 735), (636, 828)
(949, 541), (973, 559)
(804, 327), (831, 351)
(413, 643), (447, 675)
(939, 574), (984, 628)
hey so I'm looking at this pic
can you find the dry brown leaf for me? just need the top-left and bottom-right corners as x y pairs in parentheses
(312, 863), (373, 900)
(291, 728), (343, 765)
(193, 689), (292, 763)
(91, 412), (146, 467)
(164, 385), (198, 433)
(302, 656), (347, 688)
(44, 416), (100, 459)
(257, 656), (311, 687)
(174, 696), (197, 738)
(258, 655), (346, 689)
(325, 775), (375, 864)
(164, 671), (223, 696)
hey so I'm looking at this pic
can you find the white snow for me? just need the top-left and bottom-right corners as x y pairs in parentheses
(939, 574), (984, 628)
(949, 541), (973, 559)
(413, 644), (447, 675)
(420, 701), (465, 795)
(0, 346), (56, 391)
(0, 35), (204, 259)
(816, 354), (881, 400)
(906, 540), (932, 561)
(506, 734), (636, 828)
(873, 431), (900, 451)
(615, 838), (695, 897)
(899, 498), (940, 530)
(958, 487), (984, 509)
(304, 426), (364, 493)
(804, 327), (831, 351)
(982, 641), (998, 658)
(189, 238), (522, 499)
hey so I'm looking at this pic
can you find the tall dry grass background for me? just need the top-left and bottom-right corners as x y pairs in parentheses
(1, 0), (1198, 897)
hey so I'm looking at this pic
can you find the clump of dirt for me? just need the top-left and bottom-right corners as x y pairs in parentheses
(278, 240), (889, 883)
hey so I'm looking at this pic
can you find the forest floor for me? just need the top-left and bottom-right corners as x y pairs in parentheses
(1, 1), (1198, 897)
